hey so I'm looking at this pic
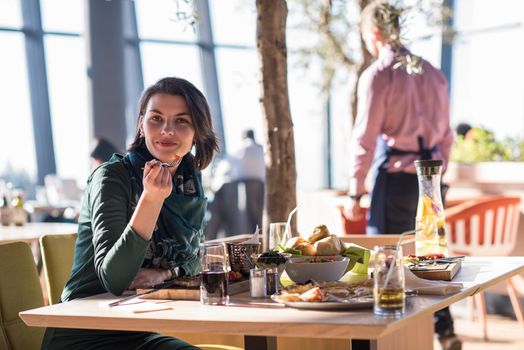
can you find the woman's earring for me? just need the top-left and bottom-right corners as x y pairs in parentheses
(140, 130), (144, 138)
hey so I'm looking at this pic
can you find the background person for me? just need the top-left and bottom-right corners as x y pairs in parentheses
(90, 137), (121, 169)
(42, 77), (219, 350)
(345, 3), (458, 350)
(205, 129), (265, 239)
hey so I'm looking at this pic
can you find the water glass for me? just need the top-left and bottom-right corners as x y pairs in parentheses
(199, 242), (229, 305)
(373, 245), (405, 316)
(268, 222), (291, 251)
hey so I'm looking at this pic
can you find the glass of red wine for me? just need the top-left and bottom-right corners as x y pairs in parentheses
(199, 242), (229, 305)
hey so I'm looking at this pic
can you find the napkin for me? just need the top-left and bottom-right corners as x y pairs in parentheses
(343, 243), (370, 275)
(404, 266), (463, 295)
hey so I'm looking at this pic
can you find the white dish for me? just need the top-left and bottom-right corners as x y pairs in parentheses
(271, 294), (373, 310)
(285, 257), (349, 283)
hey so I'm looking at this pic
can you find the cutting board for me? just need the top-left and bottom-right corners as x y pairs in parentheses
(138, 279), (250, 300)
(409, 260), (461, 281)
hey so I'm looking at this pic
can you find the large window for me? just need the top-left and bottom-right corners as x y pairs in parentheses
(0, 32), (36, 184)
(44, 35), (89, 185)
(41, 0), (89, 186)
(451, 0), (524, 138)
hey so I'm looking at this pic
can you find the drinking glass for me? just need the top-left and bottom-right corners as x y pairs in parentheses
(199, 242), (229, 305)
(268, 222), (291, 251)
(373, 245), (405, 316)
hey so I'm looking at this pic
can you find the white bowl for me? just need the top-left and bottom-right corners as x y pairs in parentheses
(285, 256), (350, 284)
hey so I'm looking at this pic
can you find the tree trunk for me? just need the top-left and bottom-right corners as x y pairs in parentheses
(256, 0), (297, 239)
(351, 0), (373, 123)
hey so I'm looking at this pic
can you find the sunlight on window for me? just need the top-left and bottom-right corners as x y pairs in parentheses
(0, 0), (22, 28)
(140, 42), (203, 91)
(135, 0), (197, 42)
(44, 35), (90, 186)
(215, 48), (262, 153)
(209, 0), (256, 47)
(40, 0), (83, 33)
(0, 32), (36, 179)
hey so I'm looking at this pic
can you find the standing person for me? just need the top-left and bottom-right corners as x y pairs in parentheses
(344, 3), (458, 350)
(42, 77), (219, 350)
(232, 129), (265, 182)
(205, 129), (265, 239)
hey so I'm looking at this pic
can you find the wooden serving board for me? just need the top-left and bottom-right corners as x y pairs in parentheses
(138, 279), (250, 300)
(409, 260), (461, 281)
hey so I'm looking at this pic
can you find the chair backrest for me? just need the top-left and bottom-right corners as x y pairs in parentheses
(0, 242), (45, 350)
(445, 196), (521, 256)
(39, 233), (77, 305)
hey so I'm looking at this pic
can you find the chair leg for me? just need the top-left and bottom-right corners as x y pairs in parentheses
(474, 292), (488, 340)
(468, 296), (476, 322)
(506, 277), (524, 329)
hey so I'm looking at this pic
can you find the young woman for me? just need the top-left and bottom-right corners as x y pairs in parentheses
(42, 77), (219, 349)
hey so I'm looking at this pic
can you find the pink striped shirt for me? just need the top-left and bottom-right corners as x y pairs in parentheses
(349, 45), (453, 196)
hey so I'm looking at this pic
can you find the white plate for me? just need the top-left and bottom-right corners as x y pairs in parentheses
(271, 295), (373, 310)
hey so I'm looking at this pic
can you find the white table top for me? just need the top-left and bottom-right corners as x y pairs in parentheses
(20, 257), (524, 340)
(0, 222), (78, 243)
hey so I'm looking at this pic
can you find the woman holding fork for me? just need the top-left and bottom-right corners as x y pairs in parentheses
(42, 77), (219, 350)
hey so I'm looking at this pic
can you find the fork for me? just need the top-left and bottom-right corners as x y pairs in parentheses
(141, 156), (182, 170)
(160, 156), (182, 168)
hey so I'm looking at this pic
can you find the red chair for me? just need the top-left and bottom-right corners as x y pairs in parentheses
(445, 196), (523, 339)
(337, 206), (367, 235)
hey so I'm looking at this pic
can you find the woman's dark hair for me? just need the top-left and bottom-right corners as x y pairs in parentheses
(128, 77), (219, 170)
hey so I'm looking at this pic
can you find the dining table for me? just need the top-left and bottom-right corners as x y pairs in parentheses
(20, 256), (524, 350)
(0, 222), (78, 244)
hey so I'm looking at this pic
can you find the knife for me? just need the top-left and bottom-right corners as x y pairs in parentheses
(414, 256), (465, 266)
(108, 280), (178, 307)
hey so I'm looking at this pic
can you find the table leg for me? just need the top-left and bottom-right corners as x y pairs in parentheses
(244, 335), (277, 350)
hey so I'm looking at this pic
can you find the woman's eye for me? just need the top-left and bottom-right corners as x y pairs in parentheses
(176, 118), (190, 124)
(150, 115), (162, 122)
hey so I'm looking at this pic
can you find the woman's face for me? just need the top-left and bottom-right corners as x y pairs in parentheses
(140, 93), (195, 164)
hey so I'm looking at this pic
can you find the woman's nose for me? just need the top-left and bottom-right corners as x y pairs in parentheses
(161, 121), (176, 135)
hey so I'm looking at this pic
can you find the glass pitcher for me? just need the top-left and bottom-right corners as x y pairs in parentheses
(414, 160), (448, 257)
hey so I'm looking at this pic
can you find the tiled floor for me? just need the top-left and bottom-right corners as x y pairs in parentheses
(433, 301), (524, 350)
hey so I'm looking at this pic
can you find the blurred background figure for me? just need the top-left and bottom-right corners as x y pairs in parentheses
(90, 138), (121, 169)
(455, 122), (472, 138)
(205, 129), (266, 240)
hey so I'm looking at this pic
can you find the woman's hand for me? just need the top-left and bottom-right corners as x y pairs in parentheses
(129, 160), (172, 241)
(128, 268), (171, 289)
(142, 160), (172, 200)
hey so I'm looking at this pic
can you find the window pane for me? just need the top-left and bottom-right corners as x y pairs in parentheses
(44, 35), (90, 186)
(0, 0), (22, 28)
(140, 42), (203, 92)
(209, 0), (256, 47)
(215, 48), (262, 153)
(40, 0), (83, 33)
(135, 0), (197, 42)
(455, 0), (524, 31)
(451, 27), (524, 138)
(288, 54), (324, 190)
(0, 32), (37, 182)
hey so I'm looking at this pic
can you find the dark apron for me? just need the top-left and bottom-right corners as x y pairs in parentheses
(367, 136), (435, 235)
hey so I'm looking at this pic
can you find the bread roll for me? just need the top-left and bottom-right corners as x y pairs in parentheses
(296, 242), (317, 256)
(307, 224), (331, 244)
(313, 234), (344, 256)
(284, 236), (306, 249)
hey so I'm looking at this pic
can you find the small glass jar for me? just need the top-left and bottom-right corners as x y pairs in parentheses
(250, 268), (267, 298)
(265, 267), (279, 295)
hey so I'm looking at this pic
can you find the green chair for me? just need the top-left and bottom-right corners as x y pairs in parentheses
(39, 233), (77, 305)
(0, 241), (45, 350)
